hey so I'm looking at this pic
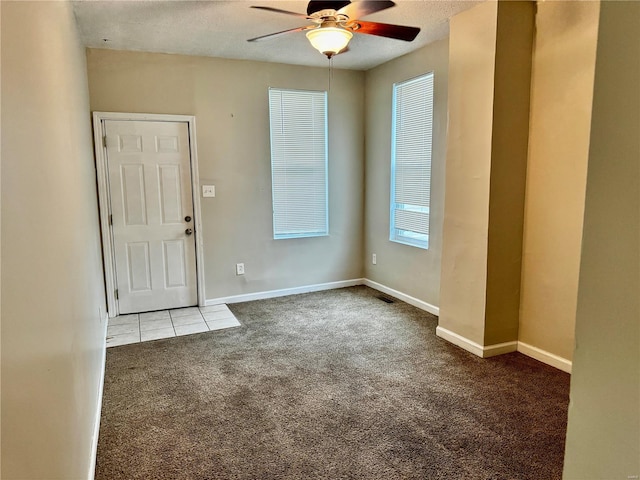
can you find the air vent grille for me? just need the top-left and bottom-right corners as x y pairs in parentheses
(377, 295), (394, 304)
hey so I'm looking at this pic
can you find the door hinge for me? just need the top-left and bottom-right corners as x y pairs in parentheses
(103, 135), (107, 148)
(109, 214), (113, 226)
(115, 289), (119, 300)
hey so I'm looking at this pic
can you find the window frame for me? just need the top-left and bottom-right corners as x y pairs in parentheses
(268, 87), (329, 240)
(389, 72), (434, 250)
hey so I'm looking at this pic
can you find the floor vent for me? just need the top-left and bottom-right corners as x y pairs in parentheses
(377, 295), (395, 304)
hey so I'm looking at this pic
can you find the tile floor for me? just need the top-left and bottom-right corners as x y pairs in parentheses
(106, 304), (241, 348)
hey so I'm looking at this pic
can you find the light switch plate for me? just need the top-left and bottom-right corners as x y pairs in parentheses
(202, 185), (215, 197)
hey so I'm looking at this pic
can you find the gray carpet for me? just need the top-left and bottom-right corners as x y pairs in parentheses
(96, 286), (570, 479)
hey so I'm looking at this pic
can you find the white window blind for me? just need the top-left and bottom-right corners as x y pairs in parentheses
(269, 88), (328, 239)
(390, 72), (434, 249)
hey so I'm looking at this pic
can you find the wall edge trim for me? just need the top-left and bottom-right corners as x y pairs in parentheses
(362, 279), (440, 316)
(435, 326), (518, 358)
(436, 326), (518, 358)
(205, 279), (571, 373)
(436, 326), (487, 357)
(206, 278), (439, 315)
(205, 279), (365, 305)
(517, 341), (573, 373)
(484, 339), (520, 357)
(88, 313), (108, 480)
(436, 326), (572, 371)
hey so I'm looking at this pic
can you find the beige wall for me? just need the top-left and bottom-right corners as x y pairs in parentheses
(484, 1), (534, 345)
(1, 2), (107, 478)
(438, 1), (497, 345)
(439, 1), (535, 348)
(519, 0), (600, 362)
(563, 1), (640, 477)
(363, 38), (448, 308)
(87, 49), (365, 301)
(439, 0), (536, 349)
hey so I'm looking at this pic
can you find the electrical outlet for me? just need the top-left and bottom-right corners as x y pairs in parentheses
(372, 253), (377, 265)
(202, 185), (215, 197)
(236, 263), (245, 275)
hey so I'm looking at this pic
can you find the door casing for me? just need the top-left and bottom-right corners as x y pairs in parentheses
(93, 112), (205, 317)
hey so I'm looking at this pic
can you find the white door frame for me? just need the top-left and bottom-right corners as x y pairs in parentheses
(93, 112), (205, 317)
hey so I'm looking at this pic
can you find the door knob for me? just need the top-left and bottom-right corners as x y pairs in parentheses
(185, 228), (193, 236)
(185, 215), (192, 222)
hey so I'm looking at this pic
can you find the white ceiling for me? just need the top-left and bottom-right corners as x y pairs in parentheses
(72, 0), (482, 70)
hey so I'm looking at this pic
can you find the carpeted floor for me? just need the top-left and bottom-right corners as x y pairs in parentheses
(96, 286), (570, 479)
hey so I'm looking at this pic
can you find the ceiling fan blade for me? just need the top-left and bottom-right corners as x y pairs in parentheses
(307, 1), (350, 16)
(347, 20), (420, 42)
(247, 25), (313, 42)
(338, 0), (395, 19)
(250, 6), (309, 18)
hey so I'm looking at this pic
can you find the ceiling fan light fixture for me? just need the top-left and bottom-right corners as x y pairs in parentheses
(306, 27), (353, 58)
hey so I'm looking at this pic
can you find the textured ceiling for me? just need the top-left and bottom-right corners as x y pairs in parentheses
(73, 0), (482, 70)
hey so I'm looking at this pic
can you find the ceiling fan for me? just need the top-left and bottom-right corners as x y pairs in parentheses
(247, 1), (420, 59)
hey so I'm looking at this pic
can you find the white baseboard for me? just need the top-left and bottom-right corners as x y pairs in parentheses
(363, 279), (440, 316)
(206, 278), (440, 314)
(88, 312), (108, 480)
(436, 326), (572, 372)
(205, 278), (365, 305)
(436, 326), (485, 356)
(435, 326), (517, 358)
(484, 340), (520, 357)
(207, 279), (570, 369)
(517, 341), (572, 373)
(206, 279), (571, 373)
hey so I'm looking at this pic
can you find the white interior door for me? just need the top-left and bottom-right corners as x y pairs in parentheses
(105, 120), (197, 314)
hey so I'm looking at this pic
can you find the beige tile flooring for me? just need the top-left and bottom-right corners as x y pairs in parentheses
(106, 304), (240, 348)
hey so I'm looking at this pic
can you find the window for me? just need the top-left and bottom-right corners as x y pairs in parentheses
(269, 88), (328, 239)
(390, 72), (434, 249)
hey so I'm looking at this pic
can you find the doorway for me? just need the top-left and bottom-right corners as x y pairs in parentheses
(93, 113), (205, 317)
